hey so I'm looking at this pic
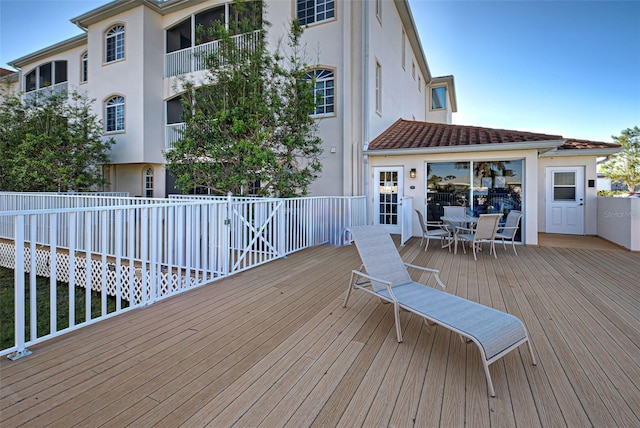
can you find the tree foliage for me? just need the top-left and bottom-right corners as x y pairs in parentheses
(0, 90), (114, 192)
(165, 0), (322, 197)
(601, 126), (640, 194)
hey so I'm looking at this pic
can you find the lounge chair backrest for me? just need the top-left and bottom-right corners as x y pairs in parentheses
(474, 214), (502, 240)
(501, 210), (522, 238)
(347, 226), (413, 292)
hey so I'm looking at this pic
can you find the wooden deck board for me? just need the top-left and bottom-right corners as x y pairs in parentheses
(1, 238), (639, 427)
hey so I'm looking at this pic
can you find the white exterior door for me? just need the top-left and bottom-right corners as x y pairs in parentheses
(545, 167), (585, 234)
(373, 167), (404, 234)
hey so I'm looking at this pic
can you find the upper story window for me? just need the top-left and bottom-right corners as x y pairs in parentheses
(81, 52), (88, 83)
(307, 68), (334, 117)
(297, 0), (335, 26)
(411, 61), (415, 80)
(375, 0), (382, 21)
(105, 95), (125, 132)
(105, 25), (125, 63)
(24, 61), (67, 92)
(401, 29), (406, 70)
(431, 86), (447, 110)
(375, 62), (382, 114)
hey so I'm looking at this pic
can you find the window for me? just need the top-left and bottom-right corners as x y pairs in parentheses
(105, 25), (125, 63)
(23, 61), (67, 93)
(431, 86), (446, 110)
(81, 52), (88, 83)
(553, 172), (576, 201)
(401, 29), (406, 69)
(105, 96), (125, 132)
(297, 0), (335, 26)
(411, 61), (415, 80)
(144, 168), (154, 198)
(307, 69), (334, 116)
(375, 0), (382, 21)
(375, 62), (382, 114)
(418, 76), (421, 92)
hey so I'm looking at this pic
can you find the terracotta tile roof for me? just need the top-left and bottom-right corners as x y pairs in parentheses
(560, 138), (620, 150)
(0, 68), (16, 77)
(367, 119), (619, 151)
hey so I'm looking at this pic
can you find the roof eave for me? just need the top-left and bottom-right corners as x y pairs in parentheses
(8, 34), (88, 69)
(395, 0), (432, 82)
(540, 147), (623, 157)
(365, 140), (566, 156)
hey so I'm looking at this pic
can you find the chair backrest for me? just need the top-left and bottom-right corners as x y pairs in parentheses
(443, 206), (466, 217)
(415, 209), (428, 234)
(501, 210), (522, 238)
(347, 225), (413, 291)
(473, 214), (502, 241)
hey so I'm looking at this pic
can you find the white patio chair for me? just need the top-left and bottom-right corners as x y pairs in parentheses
(455, 213), (502, 261)
(415, 209), (452, 251)
(495, 210), (522, 255)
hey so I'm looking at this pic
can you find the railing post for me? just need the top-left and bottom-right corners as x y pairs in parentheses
(9, 215), (32, 360)
(223, 192), (232, 276)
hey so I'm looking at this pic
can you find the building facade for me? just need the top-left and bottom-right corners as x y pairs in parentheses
(7, 0), (456, 198)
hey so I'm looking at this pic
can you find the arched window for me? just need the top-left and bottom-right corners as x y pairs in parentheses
(306, 68), (334, 117)
(144, 168), (154, 198)
(81, 52), (88, 82)
(105, 96), (125, 132)
(105, 25), (125, 63)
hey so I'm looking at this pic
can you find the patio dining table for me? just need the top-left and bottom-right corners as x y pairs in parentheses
(441, 214), (479, 254)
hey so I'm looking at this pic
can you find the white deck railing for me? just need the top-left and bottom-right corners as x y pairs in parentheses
(1, 193), (365, 359)
(165, 30), (261, 77)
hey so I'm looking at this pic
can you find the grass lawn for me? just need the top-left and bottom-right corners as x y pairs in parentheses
(0, 267), (127, 351)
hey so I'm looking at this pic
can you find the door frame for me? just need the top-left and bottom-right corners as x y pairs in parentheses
(545, 166), (585, 234)
(373, 166), (404, 234)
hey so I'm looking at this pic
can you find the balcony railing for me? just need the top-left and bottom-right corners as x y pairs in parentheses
(165, 122), (186, 150)
(23, 82), (68, 103)
(165, 30), (261, 77)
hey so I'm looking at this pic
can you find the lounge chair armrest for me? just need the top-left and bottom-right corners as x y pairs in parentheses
(455, 226), (474, 233)
(350, 269), (397, 300)
(497, 226), (519, 231)
(403, 263), (446, 290)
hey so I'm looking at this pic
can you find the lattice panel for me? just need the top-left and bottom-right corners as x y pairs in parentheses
(2, 242), (202, 305)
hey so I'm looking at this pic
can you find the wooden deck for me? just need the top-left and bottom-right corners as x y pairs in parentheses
(2, 237), (639, 427)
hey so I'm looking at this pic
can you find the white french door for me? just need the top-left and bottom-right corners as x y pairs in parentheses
(373, 167), (404, 234)
(545, 166), (585, 234)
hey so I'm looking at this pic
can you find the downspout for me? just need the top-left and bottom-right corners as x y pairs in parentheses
(362, 0), (371, 223)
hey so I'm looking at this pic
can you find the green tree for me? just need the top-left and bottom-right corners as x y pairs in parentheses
(601, 126), (640, 194)
(0, 90), (114, 192)
(165, 0), (322, 197)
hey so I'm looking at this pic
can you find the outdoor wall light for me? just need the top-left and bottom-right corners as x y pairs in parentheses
(410, 168), (417, 179)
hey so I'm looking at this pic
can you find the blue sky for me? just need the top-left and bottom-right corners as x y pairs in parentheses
(1, 0), (638, 143)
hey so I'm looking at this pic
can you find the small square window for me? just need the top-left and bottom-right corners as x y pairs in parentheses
(431, 86), (446, 110)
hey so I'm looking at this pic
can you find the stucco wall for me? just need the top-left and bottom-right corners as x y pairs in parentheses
(537, 155), (598, 235)
(597, 197), (640, 251)
(368, 148), (540, 245)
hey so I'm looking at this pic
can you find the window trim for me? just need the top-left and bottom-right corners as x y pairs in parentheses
(80, 51), (88, 83)
(375, 0), (382, 23)
(307, 67), (336, 118)
(375, 61), (382, 115)
(401, 29), (406, 70)
(104, 94), (126, 133)
(430, 85), (447, 111)
(104, 23), (125, 64)
(296, 0), (336, 27)
(144, 166), (154, 198)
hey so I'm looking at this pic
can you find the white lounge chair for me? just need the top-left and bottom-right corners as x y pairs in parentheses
(495, 210), (522, 255)
(344, 225), (536, 397)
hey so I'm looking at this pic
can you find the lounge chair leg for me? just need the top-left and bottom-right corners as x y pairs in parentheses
(394, 303), (403, 342)
(483, 362), (496, 397)
(527, 339), (537, 365)
(343, 273), (355, 307)
(513, 241), (518, 256)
